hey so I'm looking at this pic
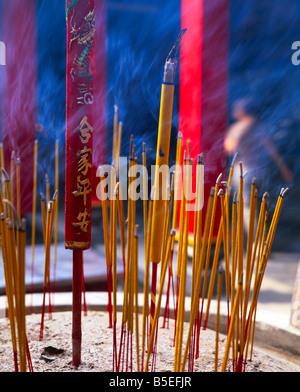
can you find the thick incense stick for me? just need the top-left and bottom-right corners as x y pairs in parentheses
(149, 31), (186, 331)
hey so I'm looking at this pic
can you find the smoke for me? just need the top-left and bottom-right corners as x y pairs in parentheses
(35, 0), (66, 195)
(105, 0), (181, 165)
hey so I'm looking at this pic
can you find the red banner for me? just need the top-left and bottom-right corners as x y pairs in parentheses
(65, 0), (95, 250)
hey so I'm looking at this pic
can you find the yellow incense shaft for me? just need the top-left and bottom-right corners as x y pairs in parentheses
(10, 151), (15, 206)
(149, 29), (186, 264)
(54, 140), (59, 266)
(150, 82), (174, 264)
(0, 143), (6, 200)
(112, 105), (118, 167)
(31, 140), (38, 265)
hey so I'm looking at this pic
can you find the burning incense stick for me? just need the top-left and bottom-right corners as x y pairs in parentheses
(0, 143), (5, 194)
(10, 151), (15, 206)
(53, 139), (59, 303)
(30, 139), (38, 313)
(45, 173), (50, 206)
(142, 142), (147, 258)
(16, 158), (21, 220)
(40, 193), (46, 244)
(112, 105), (118, 167)
(149, 30), (186, 330)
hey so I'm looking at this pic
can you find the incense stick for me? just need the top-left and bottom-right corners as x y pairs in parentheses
(30, 140), (38, 314)
(53, 139), (59, 306)
(215, 267), (223, 372)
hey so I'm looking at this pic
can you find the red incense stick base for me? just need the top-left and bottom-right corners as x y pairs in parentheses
(72, 249), (83, 368)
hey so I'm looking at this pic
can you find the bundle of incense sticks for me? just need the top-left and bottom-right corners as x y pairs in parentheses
(0, 27), (288, 372)
(100, 123), (288, 372)
(0, 163), (33, 372)
(0, 138), (59, 371)
(97, 31), (288, 372)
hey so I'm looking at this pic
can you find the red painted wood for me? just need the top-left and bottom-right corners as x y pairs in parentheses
(180, 0), (228, 235)
(2, 0), (37, 215)
(65, 0), (95, 250)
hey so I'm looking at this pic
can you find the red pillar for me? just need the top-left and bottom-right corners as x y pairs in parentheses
(180, 0), (228, 236)
(2, 0), (37, 215)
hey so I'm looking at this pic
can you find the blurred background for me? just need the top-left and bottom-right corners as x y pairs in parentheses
(0, 0), (299, 304)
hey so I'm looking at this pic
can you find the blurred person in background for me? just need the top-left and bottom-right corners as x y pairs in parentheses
(224, 97), (293, 246)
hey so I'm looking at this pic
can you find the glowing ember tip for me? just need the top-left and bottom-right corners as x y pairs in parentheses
(163, 28), (187, 84)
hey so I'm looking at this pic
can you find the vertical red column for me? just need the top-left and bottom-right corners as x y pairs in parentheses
(201, 0), (228, 207)
(65, 0), (95, 367)
(180, 0), (203, 165)
(180, 0), (228, 235)
(65, 0), (95, 251)
(2, 0), (37, 214)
